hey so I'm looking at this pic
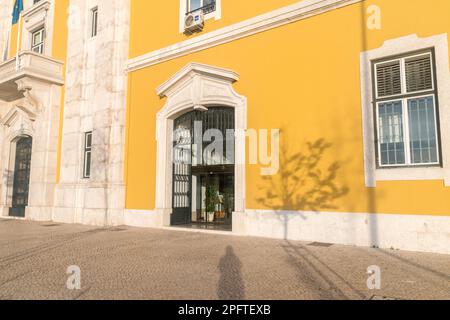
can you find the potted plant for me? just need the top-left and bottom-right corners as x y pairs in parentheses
(205, 184), (219, 222)
(223, 187), (234, 220)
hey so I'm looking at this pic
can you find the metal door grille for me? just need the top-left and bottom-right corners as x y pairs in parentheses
(9, 137), (32, 217)
(171, 107), (235, 226)
(172, 113), (193, 225)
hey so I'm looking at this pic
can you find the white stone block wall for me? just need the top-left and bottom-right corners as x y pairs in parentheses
(53, 0), (130, 226)
(23, 81), (54, 219)
(0, 81), (63, 222)
(0, 0), (13, 62)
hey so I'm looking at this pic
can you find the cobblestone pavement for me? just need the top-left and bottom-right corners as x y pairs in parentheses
(0, 219), (449, 300)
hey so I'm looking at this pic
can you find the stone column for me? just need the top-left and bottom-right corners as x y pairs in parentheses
(53, 0), (130, 226)
(23, 79), (63, 221)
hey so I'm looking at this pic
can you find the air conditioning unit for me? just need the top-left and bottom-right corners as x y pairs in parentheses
(184, 10), (204, 34)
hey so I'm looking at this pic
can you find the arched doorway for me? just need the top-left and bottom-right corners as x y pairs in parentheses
(172, 107), (235, 229)
(9, 136), (33, 217)
(155, 63), (247, 231)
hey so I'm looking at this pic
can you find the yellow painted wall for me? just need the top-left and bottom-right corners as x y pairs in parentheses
(129, 0), (300, 58)
(6, 0), (69, 63)
(126, 0), (450, 216)
(8, 22), (19, 58)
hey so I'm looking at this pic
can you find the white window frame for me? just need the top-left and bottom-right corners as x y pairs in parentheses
(375, 95), (440, 168)
(90, 7), (99, 38)
(31, 27), (45, 54)
(83, 132), (92, 179)
(187, 0), (214, 13)
(360, 34), (450, 187)
(179, 0), (221, 33)
(22, 0), (53, 56)
(373, 52), (440, 168)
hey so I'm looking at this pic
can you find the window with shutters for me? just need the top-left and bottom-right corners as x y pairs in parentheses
(373, 50), (441, 168)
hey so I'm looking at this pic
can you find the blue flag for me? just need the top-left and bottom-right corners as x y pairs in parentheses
(12, 0), (24, 25)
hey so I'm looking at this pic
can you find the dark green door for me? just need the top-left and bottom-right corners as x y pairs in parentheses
(9, 137), (32, 218)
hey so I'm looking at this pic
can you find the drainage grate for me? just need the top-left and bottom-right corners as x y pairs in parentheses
(42, 224), (61, 227)
(308, 242), (334, 247)
(370, 295), (402, 300)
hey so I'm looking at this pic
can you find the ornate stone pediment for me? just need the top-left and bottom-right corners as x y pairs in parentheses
(156, 62), (244, 120)
(1, 103), (37, 128)
(23, 0), (51, 25)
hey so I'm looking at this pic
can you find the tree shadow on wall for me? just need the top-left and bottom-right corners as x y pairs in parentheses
(3, 169), (14, 188)
(257, 137), (349, 240)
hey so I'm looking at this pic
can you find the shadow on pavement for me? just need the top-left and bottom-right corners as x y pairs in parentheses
(217, 246), (245, 300)
(283, 241), (367, 300)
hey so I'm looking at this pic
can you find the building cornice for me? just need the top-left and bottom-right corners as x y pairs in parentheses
(126, 0), (362, 72)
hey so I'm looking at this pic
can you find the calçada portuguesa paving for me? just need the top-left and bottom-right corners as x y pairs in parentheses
(0, 219), (449, 300)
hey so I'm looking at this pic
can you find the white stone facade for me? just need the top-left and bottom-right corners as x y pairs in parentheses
(0, 52), (64, 221)
(0, 0), (130, 226)
(53, 0), (130, 226)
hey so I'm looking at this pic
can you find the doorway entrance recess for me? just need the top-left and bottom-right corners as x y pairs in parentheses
(172, 107), (235, 230)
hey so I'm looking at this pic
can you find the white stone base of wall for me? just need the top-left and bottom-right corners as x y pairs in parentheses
(52, 183), (125, 227)
(27, 206), (54, 222)
(124, 209), (450, 255)
(124, 210), (164, 228)
(236, 210), (450, 255)
(2, 206), (448, 254)
(52, 207), (124, 227)
(52, 208), (125, 227)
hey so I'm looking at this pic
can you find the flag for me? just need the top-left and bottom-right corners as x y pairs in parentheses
(12, 0), (24, 25)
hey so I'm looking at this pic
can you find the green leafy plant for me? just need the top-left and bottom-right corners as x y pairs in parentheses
(205, 184), (219, 214)
(223, 187), (234, 216)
